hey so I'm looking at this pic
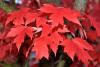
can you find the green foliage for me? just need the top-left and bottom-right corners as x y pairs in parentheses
(0, 1), (14, 12)
(46, 0), (61, 5)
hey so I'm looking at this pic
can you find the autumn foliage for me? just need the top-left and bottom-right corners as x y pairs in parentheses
(0, 0), (100, 67)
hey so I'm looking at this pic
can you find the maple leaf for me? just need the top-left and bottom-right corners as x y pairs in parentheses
(85, 15), (100, 37)
(63, 39), (76, 60)
(6, 8), (38, 26)
(57, 25), (70, 33)
(49, 12), (64, 27)
(40, 4), (57, 13)
(76, 48), (93, 66)
(72, 38), (94, 51)
(89, 44), (100, 65)
(40, 24), (52, 37)
(49, 31), (63, 54)
(88, 3), (100, 36)
(7, 25), (34, 50)
(32, 36), (51, 59)
(93, 22), (100, 37)
(33, 30), (63, 59)
(38, 24), (64, 54)
(86, 30), (97, 41)
(0, 44), (10, 61)
(36, 17), (47, 27)
(40, 4), (81, 27)
(62, 38), (93, 65)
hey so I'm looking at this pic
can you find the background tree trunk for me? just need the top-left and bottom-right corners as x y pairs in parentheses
(74, 0), (87, 13)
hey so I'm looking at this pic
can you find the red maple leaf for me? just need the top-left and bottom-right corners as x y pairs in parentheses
(62, 38), (93, 65)
(33, 30), (63, 59)
(40, 4), (81, 27)
(86, 15), (100, 37)
(32, 36), (51, 59)
(36, 17), (47, 27)
(6, 8), (38, 26)
(0, 44), (10, 61)
(7, 25), (34, 50)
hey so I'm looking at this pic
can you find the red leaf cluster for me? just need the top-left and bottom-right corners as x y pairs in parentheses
(0, 3), (99, 67)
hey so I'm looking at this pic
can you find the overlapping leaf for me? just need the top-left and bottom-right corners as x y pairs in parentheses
(7, 26), (34, 50)
(33, 31), (63, 59)
(6, 8), (38, 26)
(3, 3), (97, 66)
(40, 4), (81, 27)
(62, 38), (93, 65)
